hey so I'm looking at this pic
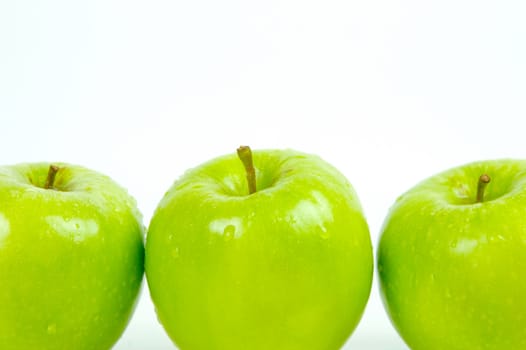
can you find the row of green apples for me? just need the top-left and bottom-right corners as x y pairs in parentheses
(1, 146), (524, 350)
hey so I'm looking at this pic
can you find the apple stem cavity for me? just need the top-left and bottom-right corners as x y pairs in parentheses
(476, 174), (491, 203)
(237, 145), (257, 195)
(44, 165), (60, 190)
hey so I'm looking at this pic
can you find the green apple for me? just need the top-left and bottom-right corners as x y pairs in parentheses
(0, 163), (144, 350)
(378, 159), (526, 350)
(146, 147), (373, 350)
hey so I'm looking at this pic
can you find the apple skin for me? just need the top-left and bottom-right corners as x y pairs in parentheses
(378, 159), (526, 350)
(146, 149), (373, 350)
(0, 163), (144, 350)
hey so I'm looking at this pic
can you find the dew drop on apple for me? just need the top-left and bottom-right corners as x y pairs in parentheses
(47, 323), (57, 335)
(223, 225), (236, 241)
(171, 247), (180, 259)
(319, 226), (329, 240)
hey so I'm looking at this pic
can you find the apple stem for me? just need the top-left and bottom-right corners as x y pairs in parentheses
(476, 174), (491, 203)
(44, 165), (60, 190)
(237, 145), (257, 195)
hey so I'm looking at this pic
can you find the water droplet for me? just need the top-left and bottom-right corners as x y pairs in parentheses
(171, 247), (180, 259)
(320, 226), (329, 240)
(223, 225), (235, 241)
(167, 234), (174, 241)
(47, 323), (57, 335)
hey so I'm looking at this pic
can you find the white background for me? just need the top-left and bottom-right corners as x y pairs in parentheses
(1, 0), (525, 349)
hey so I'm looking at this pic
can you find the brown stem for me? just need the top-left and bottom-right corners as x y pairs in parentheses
(476, 174), (491, 203)
(236, 146), (257, 194)
(44, 165), (60, 189)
